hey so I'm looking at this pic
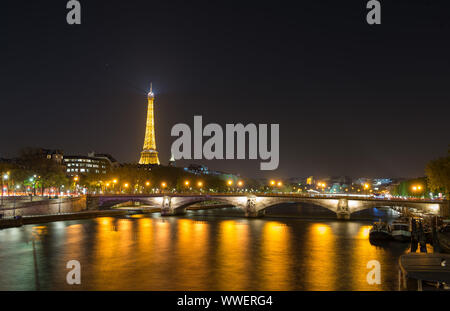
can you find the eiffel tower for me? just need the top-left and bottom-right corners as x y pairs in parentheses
(139, 83), (160, 165)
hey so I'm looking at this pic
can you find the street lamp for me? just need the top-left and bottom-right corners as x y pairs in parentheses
(411, 184), (423, 196)
(73, 176), (79, 196)
(143, 181), (150, 194)
(1, 172), (9, 207)
(363, 183), (370, 195)
(227, 180), (233, 193)
(236, 180), (244, 193)
(184, 180), (190, 193)
(112, 178), (118, 193)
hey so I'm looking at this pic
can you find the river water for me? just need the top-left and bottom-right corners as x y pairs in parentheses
(0, 205), (418, 291)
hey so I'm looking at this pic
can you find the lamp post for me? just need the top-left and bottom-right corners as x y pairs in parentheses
(237, 180), (243, 193)
(364, 183), (370, 195)
(1, 172), (9, 207)
(411, 184), (423, 197)
(161, 182), (167, 194)
(13, 185), (20, 217)
(227, 180), (233, 193)
(73, 176), (79, 196)
(112, 178), (118, 194)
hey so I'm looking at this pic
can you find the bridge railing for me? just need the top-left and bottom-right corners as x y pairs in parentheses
(84, 192), (446, 204)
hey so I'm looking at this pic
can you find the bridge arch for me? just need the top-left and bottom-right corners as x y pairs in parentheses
(162, 195), (249, 215)
(261, 200), (339, 215)
(176, 198), (242, 210)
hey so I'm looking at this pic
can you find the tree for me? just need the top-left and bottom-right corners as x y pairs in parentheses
(425, 148), (450, 198)
(15, 147), (69, 195)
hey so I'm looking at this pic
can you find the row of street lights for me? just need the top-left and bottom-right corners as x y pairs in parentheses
(269, 180), (283, 187)
(76, 177), (250, 193)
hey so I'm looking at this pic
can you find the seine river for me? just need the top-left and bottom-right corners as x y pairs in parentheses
(0, 205), (417, 291)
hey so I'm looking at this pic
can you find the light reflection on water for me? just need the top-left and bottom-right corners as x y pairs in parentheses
(0, 213), (411, 290)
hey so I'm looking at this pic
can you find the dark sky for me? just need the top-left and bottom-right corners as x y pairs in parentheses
(1, 0), (449, 179)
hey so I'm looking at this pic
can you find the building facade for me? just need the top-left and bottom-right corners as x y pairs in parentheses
(63, 153), (117, 176)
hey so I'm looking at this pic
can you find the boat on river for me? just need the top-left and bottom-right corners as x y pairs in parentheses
(392, 218), (411, 242)
(369, 221), (392, 242)
(438, 225), (450, 254)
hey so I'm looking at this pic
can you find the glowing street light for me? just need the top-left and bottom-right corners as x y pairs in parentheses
(74, 176), (79, 182)
(277, 181), (283, 187)
(412, 185), (423, 193)
(161, 182), (167, 188)
(270, 180), (276, 186)
(145, 181), (150, 186)
(237, 180), (243, 187)
(197, 181), (203, 188)
(184, 180), (190, 187)
(1, 172), (10, 206)
(113, 179), (118, 184)
(227, 180), (233, 186)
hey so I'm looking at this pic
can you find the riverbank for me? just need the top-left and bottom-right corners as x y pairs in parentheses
(0, 204), (235, 229)
(0, 209), (130, 229)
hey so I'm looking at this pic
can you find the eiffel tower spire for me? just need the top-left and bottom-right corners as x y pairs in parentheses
(139, 83), (160, 165)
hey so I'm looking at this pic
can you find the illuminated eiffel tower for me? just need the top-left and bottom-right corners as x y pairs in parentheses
(139, 83), (160, 165)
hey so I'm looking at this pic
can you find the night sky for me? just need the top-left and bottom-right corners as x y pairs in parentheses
(1, 0), (449, 179)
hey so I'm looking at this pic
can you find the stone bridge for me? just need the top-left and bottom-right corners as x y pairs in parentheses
(86, 194), (447, 219)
